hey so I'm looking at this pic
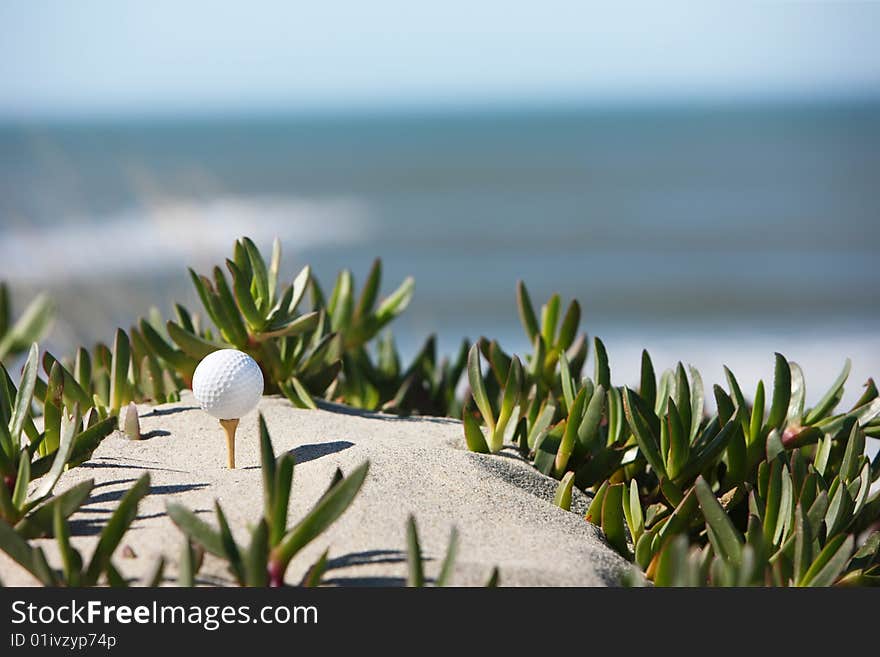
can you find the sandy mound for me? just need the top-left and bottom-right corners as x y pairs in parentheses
(0, 394), (628, 586)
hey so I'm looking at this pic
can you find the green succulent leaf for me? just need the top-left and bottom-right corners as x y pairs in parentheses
(767, 353), (791, 431)
(244, 520), (270, 587)
(33, 411), (78, 500)
(405, 515), (425, 587)
(258, 311), (320, 340)
(749, 380), (765, 447)
(211, 267), (250, 347)
(227, 259), (267, 331)
(554, 387), (586, 476)
(83, 473), (150, 586)
(0, 293), (53, 362)
(166, 503), (226, 557)
(787, 361), (806, 424)
(824, 479), (854, 538)
(285, 376), (317, 410)
(577, 384), (605, 453)
(244, 518), (268, 586)
(658, 486), (698, 543)
(138, 319), (197, 381)
(11, 454), (29, 509)
(622, 387), (666, 479)
(839, 421), (865, 484)
(215, 502), (245, 585)
(526, 400), (556, 450)
(258, 414), (277, 514)
(559, 353), (575, 411)
(657, 535), (696, 587)
(271, 462), (369, 571)
(166, 321), (220, 359)
(492, 356), (522, 452)
(792, 503), (812, 584)
(805, 359), (850, 425)
(372, 277), (415, 334)
(585, 480), (609, 524)
(41, 352), (90, 409)
(54, 503), (80, 586)
(799, 534), (854, 587)
(553, 471), (575, 511)
(299, 549), (329, 587)
(695, 476), (743, 565)
(435, 527), (459, 587)
(177, 540), (197, 587)
(270, 453), (295, 547)
(462, 407), (490, 454)
(666, 399), (690, 481)
(639, 350), (656, 411)
(601, 483), (631, 559)
(354, 259), (382, 321)
(8, 343), (38, 448)
(0, 517), (56, 585)
(14, 479), (94, 539)
(109, 328), (131, 413)
(241, 237), (271, 311)
(28, 415), (116, 479)
(556, 300), (580, 351)
(540, 294), (560, 347)
(288, 266), (312, 316)
(516, 281), (540, 344)
(593, 337), (610, 390)
(623, 479), (644, 543)
(467, 344), (495, 433)
(687, 365), (704, 442)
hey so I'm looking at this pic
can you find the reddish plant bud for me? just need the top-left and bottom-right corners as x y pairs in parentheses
(268, 559), (285, 588)
(782, 425), (800, 445)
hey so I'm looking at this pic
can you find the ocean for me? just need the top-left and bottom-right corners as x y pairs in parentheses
(1, 102), (878, 407)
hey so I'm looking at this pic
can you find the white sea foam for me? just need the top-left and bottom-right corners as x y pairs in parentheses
(601, 329), (880, 411)
(0, 195), (370, 281)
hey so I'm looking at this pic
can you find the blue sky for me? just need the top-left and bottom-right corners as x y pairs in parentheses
(1, 1), (878, 117)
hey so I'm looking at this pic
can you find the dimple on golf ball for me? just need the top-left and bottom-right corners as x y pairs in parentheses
(192, 349), (264, 420)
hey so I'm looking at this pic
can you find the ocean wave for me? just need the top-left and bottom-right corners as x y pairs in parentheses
(0, 195), (370, 281)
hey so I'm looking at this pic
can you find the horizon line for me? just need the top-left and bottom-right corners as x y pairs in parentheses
(2, 90), (879, 125)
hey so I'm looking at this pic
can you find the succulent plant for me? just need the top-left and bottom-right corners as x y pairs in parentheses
(463, 343), (523, 453)
(167, 413), (369, 586)
(135, 238), (337, 408)
(462, 284), (615, 468)
(339, 332), (469, 417)
(623, 458), (878, 587)
(32, 326), (180, 434)
(0, 344), (116, 536)
(126, 240), (460, 416)
(404, 514), (498, 587)
(457, 278), (880, 586)
(311, 259), (467, 416)
(313, 258), (414, 354)
(0, 283), (53, 363)
(607, 353), (878, 585)
(0, 474), (150, 586)
(3, 248), (875, 588)
(515, 281), (587, 398)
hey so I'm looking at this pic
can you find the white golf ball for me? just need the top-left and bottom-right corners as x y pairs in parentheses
(192, 349), (264, 420)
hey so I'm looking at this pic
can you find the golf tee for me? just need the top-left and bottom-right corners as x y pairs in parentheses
(219, 418), (240, 469)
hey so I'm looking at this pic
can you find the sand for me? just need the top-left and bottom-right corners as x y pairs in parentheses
(0, 394), (629, 586)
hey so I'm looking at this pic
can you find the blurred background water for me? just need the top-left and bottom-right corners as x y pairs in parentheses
(0, 1), (878, 406)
